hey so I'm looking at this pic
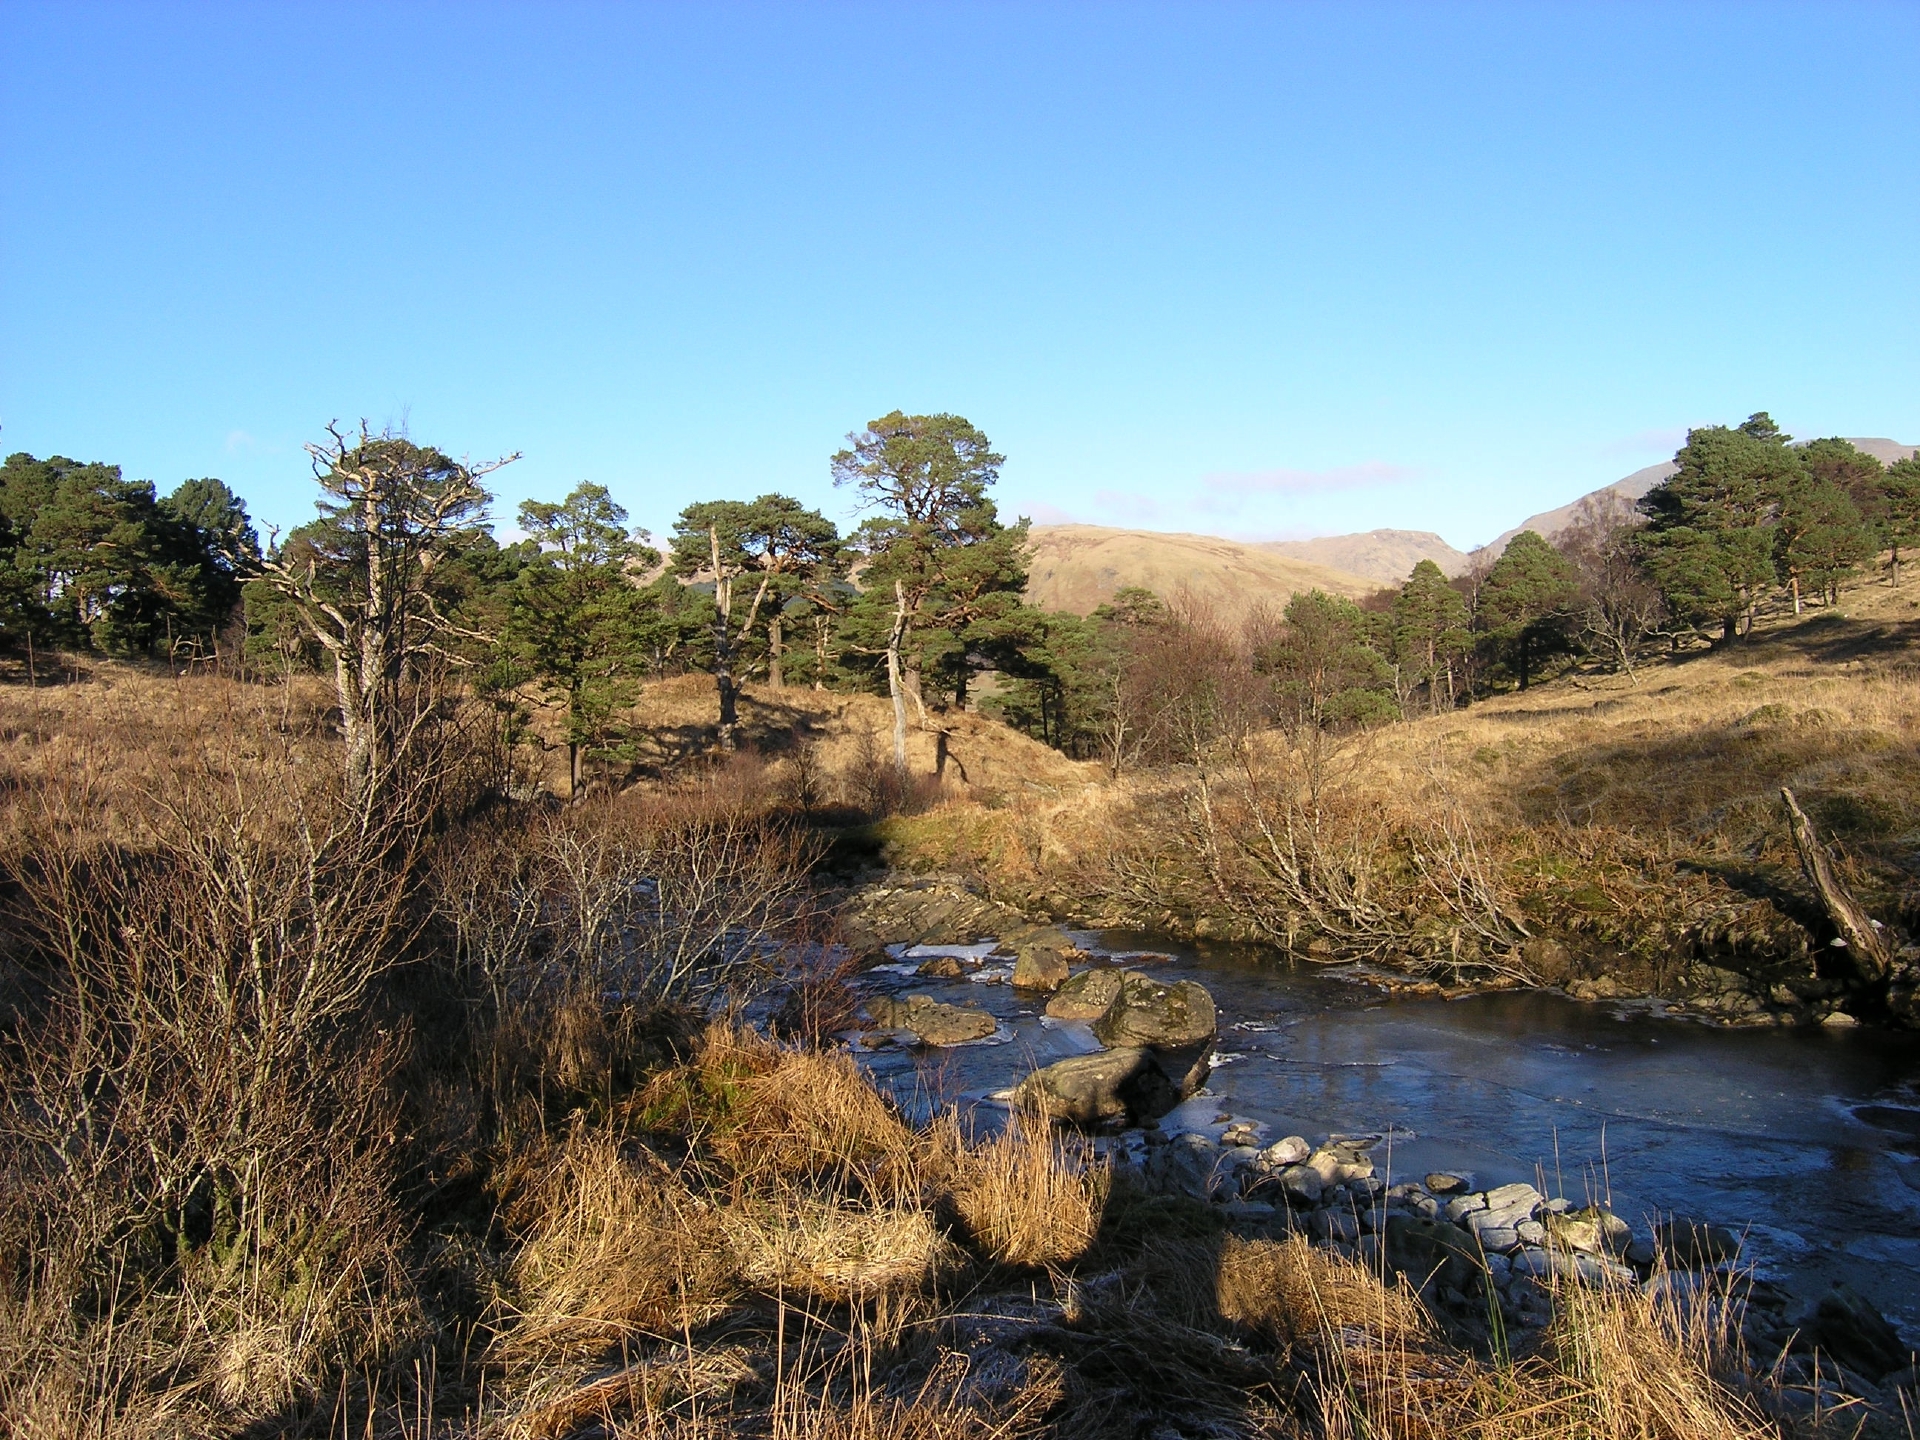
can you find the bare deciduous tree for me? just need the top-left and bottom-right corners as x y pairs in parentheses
(1558, 491), (1668, 679)
(263, 423), (518, 811)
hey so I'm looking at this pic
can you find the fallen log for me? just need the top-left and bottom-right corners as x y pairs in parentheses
(1780, 787), (1891, 983)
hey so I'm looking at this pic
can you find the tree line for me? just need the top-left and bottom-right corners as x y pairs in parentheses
(986, 414), (1920, 764)
(1, 415), (1034, 796)
(5, 410), (1914, 782)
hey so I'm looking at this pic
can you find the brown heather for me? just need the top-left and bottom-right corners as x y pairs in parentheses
(2, 579), (1911, 1436)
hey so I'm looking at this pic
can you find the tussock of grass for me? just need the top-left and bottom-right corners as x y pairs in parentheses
(947, 1114), (1106, 1269)
(494, 1134), (737, 1371)
(726, 1197), (951, 1303)
(1217, 1233), (1425, 1347)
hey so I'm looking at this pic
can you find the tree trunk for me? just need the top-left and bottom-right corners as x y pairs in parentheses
(813, 613), (829, 690)
(1518, 632), (1530, 690)
(1791, 574), (1802, 615)
(768, 615), (784, 688)
(1781, 787), (1891, 983)
(569, 741), (581, 800)
(709, 526), (737, 750)
(903, 661), (930, 726)
(886, 579), (910, 773)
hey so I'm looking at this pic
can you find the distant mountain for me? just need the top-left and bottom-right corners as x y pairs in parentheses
(1845, 438), (1919, 466)
(1261, 529), (1470, 585)
(1489, 437), (1917, 554)
(1489, 460), (1678, 553)
(1025, 524), (1378, 623)
(1029, 437), (1918, 611)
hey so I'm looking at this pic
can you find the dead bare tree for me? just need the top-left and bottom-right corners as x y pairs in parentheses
(262, 422), (518, 815)
(1558, 491), (1668, 680)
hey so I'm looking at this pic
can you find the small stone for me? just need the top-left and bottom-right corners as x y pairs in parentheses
(1259, 1135), (1311, 1168)
(1444, 1195), (1486, 1223)
(1821, 1010), (1859, 1027)
(916, 956), (966, 978)
(1424, 1172), (1468, 1195)
(1516, 1220), (1546, 1246)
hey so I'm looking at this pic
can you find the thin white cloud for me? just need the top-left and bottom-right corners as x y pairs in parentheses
(225, 429), (257, 453)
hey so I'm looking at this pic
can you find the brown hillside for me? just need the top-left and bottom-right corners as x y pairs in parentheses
(1025, 523), (1378, 623)
(1262, 528), (1469, 584)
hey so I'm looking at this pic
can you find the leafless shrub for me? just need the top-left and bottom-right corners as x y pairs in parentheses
(0, 755), (423, 1433)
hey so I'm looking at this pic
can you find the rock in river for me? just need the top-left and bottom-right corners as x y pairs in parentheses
(1383, 1214), (1485, 1292)
(1657, 1216), (1741, 1269)
(1044, 967), (1125, 1020)
(1014, 1046), (1200, 1125)
(1090, 972), (1218, 1048)
(864, 994), (997, 1046)
(1012, 941), (1073, 992)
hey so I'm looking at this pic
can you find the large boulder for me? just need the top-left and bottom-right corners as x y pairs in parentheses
(1012, 941), (1073, 992)
(1656, 1216), (1741, 1269)
(1013, 1046), (1198, 1125)
(1798, 1285), (1910, 1380)
(865, 994), (997, 1046)
(1384, 1214), (1486, 1292)
(1044, 967), (1125, 1020)
(1090, 972), (1217, 1048)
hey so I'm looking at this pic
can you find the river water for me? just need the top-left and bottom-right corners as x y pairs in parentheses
(853, 931), (1920, 1341)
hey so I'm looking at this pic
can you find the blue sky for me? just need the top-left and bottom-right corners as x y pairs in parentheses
(3, 2), (1915, 552)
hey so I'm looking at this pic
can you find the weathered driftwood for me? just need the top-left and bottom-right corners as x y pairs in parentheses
(1780, 787), (1891, 982)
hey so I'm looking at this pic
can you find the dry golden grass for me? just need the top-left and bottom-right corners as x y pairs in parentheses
(874, 568), (1920, 981)
(617, 671), (1099, 802)
(725, 1197), (950, 1304)
(947, 1115), (1106, 1270)
(1217, 1233), (1426, 1348)
(494, 1133), (739, 1371)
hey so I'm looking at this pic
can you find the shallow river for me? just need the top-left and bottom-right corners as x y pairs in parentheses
(853, 930), (1920, 1341)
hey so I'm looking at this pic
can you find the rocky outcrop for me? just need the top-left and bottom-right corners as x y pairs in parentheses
(840, 876), (1036, 955)
(1090, 973), (1217, 1048)
(1012, 940), (1073, 992)
(1044, 967), (1125, 1020)
(1013, 1047), (1194, 1125)
(864, 994), (997, 1046)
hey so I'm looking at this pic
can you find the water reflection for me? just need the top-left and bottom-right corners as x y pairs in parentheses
(853, 929), (1920, 1339)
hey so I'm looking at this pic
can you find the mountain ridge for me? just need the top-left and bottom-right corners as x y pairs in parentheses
(1024, 436), (1916, 611)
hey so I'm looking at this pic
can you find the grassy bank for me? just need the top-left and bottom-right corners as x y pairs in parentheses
(0, 660), (1847, 1438)
(869, 575), (1920, 1026)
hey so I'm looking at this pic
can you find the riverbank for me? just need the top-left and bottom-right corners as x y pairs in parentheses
(849, 606), (1920, 1028)
(841, 915), (1920, 1428)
